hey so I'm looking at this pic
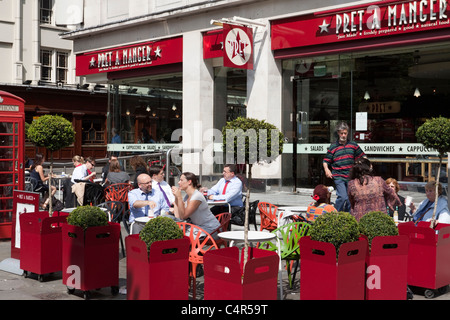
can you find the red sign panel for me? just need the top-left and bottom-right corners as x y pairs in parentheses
(272, 0), (450, 51)
(76, 36), (183, 76)
(203, 30), (223, 60)
(223, 24), (254, 70)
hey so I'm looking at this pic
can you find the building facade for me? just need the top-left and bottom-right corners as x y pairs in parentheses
(0, 0), (109, 162)
(61, 0), (450, 190)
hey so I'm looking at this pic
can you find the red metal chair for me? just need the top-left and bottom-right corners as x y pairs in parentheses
(210, 212), (231, 248)
(177, 222), (219, 299)
(258, 202), (279, 232)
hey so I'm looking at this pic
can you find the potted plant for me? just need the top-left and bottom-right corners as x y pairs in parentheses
(125, 216), (190, 300)
(222, 117), (284, 266)
(359, 211), (409, 300)
(416, 117), (450, 223)
(62, 205), (120, 299)
(299, 211), (367, 300)
(27, 114), (75, 216)
(20, 210), (69, 282)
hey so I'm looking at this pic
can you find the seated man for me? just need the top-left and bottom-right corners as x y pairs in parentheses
(128, 173), (170, 234)
(203, 164), (244, 215)
(149, 165), (174, 208)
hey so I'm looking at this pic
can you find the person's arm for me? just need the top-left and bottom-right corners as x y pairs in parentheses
(207, 179), (222, 197)
(172, 187), (201, 220)
(36, 165), (49, 182)
(323, 162), (333, 179)
(211, 178), (242, 203)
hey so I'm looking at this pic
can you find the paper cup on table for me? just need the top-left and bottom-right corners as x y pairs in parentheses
(148, 208), (154, 218)
(405, 196), (412, 206)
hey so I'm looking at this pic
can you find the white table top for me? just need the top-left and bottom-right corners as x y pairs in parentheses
(277, 206), (308, 212)
(135, 216), (154, 223)
(218, 231), (276, 242)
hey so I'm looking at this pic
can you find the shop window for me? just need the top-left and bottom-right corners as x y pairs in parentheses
(40, 0), (53, 24)
(82, 119), (105, 144)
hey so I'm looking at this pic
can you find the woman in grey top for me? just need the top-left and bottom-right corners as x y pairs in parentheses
(106, 159), (131, 185)
(172, 172), (220, 236)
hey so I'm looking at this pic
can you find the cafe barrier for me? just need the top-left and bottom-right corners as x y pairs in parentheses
(299, 236), (367, 300)
(203, 247), (279, 300)
(399, 222), (450, 295)
(20, 211), (68, 280)
(62, 222), (120, 298)
(364, 235), (409, 300)
(126, 234), (190, 300)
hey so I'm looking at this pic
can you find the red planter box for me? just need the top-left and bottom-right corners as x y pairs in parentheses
(203, 247), (279, 300)
(125, 234), (190, 300)
(20, 211), (68, 279)
(62, 222), (120, 297)
(299, 236), (368, 300)
(364, 235), (409, 300)
(398, 221), (450, 291)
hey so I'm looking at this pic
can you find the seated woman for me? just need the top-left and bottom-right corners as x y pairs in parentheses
(71, 155), (96, 183)
(385, 178), (408, 221)
(30, 153), (56, 209)
(106, 159), (131, 185)
(171, 172), (220, 237)
(130, 155), (149, 188)
(410, 181), (450, 225)
(306, 184), (337, 222)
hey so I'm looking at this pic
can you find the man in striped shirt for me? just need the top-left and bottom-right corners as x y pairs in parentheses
(323, 122), (366, 212)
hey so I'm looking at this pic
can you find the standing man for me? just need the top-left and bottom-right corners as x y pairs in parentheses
(128, 173), (169, 233)
(149, 165), (175, 207)
(202, 164), (244, 215)
(323, 122), (366, 212)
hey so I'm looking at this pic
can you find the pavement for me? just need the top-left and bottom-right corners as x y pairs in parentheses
(0, 187), (449, 302)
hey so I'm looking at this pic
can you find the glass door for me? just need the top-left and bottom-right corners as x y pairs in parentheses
(292, 73), (341, 189)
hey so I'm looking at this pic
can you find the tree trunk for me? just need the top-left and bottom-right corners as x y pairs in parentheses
(49, 152), (53, 217)
(243, 164), (252, 269)
(430, 155), (443, 227)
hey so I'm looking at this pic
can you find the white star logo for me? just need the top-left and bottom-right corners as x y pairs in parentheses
(154, 46), (162, 58)
(89, 57), (96, 67)
(319, 19), (330, 33)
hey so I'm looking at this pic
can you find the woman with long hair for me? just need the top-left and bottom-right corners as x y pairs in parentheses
(171, 172), (220, 235)
(30, 153), (56, 208)
(347, 158), (401, 221)
(105, 159), (130, 185)
(130, 155), (149, 188)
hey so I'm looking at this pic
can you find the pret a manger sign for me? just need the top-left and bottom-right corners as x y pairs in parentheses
(272, 0), (450, 50)
(76, 36), (182, 76)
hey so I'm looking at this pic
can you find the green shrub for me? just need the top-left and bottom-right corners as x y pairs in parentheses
(27, 114), (75, 152)
(309, 211), (360, 259)
(67, 206), (109, 230)
(139, 216), (184, 253)
(359, 211), (398, 249)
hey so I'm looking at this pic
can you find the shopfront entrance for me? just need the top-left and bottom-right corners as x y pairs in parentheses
(275, 0), (450, 189)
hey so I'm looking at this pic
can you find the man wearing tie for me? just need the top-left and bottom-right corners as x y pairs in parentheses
(203, 164), (244, 216)
(128, 173), (169, 234)
(149, 165), (175, 208)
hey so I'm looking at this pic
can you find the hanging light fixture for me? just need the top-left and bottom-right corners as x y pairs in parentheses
(126, 109), (130, 115)
(414, 87), (421, 98)
(172, 103), (177, 111)
(146, 106), (151, 112)
(364, 91), (370, 100)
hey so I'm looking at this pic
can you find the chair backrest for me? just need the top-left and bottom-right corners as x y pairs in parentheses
(97, 201), (125, 223)
(83, 182), (105, 206)
(25, 177), (37, 192)
(104, 183), (133, 202)
(248, 200), (260, 223)
(177, 222), (219, 264)
(260, 222), (310, 259)
(211, 212), (231, 237)
(258, 202), (278, 232)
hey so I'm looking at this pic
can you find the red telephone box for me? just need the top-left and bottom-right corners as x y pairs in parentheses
(0, 91), (25, 239)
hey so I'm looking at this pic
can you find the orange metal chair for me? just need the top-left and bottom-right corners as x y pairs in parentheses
(177, 222), (219, 299)
(104, 183), (133, 203)
(258, 202), (279, 232)
(210, 212), (231, 248)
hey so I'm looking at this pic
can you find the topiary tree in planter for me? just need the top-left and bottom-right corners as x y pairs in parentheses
(139, 216), (184, 254)
(359, 211), (398, 249)
(222, 117), (284, 266)
(309, 211), (360, 259)
(67, 206), (109, 230)
(416, 117), (450, 224)
(27, 115), (75, 215)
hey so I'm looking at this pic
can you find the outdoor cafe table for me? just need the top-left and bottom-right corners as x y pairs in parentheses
(207, 200), (231, 213)
(218, 230), (276, 247)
